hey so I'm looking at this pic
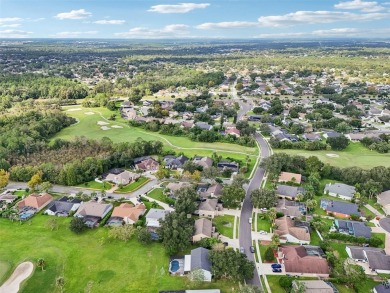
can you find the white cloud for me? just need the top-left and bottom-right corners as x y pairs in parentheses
(196, 21), (259, 30)
(55, 9), (92, 20)
(53, 31), (98, 37)
(0, 24), (21, 28)
(335, 0), (384, 12)
(258, 10), (388, 27)
(0, 17), (23, 25)
(0, 29), (32, 38)
(148, 3), (210, 13)
(94, 19), (126, 25)
(115, 24), (189, 38)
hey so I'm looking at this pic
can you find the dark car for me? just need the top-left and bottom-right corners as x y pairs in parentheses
(271, 264), (281, 269)
(272, 268), (282, 273)
(223, 242), (229, 246)
(250, 246), (255, 253)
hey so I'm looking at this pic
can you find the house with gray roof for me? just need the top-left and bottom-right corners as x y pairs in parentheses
(197, 199), (222, 218)
(346, 246), (390, 274)
(163, 155), (189, 170)
(193, 218), (213, 242)
(374, 283), (390, 293)
(184, 247), (212, 281)
(276, 185), (305, 200)
(324, 183), (356, 200)
(192, 156), (213, 169)
(194, 122), (213, 131)
(45, 196), (82, 217)
(377, 190), (390, 216)
(145, 208), (171, 228)
(320, 199), (360, 218)
(334, 219), (371, 238)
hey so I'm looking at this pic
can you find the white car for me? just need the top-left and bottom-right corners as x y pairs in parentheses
(249, 217), (252, 224)
(259, 230), (267, 235)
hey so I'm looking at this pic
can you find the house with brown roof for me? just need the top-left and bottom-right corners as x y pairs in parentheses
(199, 183), (223, 199)
(135, 157), (159, 171)
(197, 199), (222, 219)
(225, 127), (240, 137)
(193, 156), (213, 169)
(166, 182), (193, 198)
(17, 193), (53, 211)
(292, 280), (334, 293)
(193, 218), (213, 242)
(0, 193), (17, 205)
(280, 245), (329, 277)
(275, 216), (310, 244)
(278, 172), (302, 184)
(377, 190), (390, 216)
(74, 202), (113, 228)
(276, 198), (306, 219)
(108, 203), (146, 226)
(105, 170), (140, 185)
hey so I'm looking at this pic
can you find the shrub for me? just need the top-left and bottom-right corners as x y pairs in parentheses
(264, 246), (275, 261)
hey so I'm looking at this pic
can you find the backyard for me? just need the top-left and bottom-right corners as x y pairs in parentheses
(213, 215), (235, 239)
(274, 142), (390, 169)
(0, 216), (236, 293)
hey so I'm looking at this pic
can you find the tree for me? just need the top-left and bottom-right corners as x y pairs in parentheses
(56, 276), (65, 293)
(37, 258), (45, 271)
(279, 276), (293, 291)
(326, 136), (349, 150)
(191, 170), (202, 182)
(70, 217), (87, 234)
(251, 189), (277, 209)
(202, 166), (220, 180)
(155, 166), (169, 180)
(28, 170), (43, 191)
(305, 156), (324, 174)
(305, 199), (317, 213)
(292, 281), (306, 293)
(209, 249), (255, 281)
(270, 234), (280, 249)
(237, 284), (263, 293)
(40, 181), (53, 193)
(108, 225), (135, 242)
(232, 174), (249, 187)
(189, 268), (205, 284)
(137, 227), (152, 245)
(221, 184), (245, 208)
(267, 208), (277, 223)
(198, 237), (220, 249)
(264, 246), (275, 261)
(175, 186), (198, 215)
(0, 169), (10, 189)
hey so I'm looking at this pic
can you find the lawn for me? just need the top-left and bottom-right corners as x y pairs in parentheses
(13, 190), (29, 197)
(148, 188), (174, 205)
(115, 177), (149, 193)
(329, 242), (349, 259)
(367, 198), (385, 215)
(257, 214), (271, 233)
(0, 215), (236, 293)
(335, 278), (380, 293)
(213, 215), (235, 239)
(259, 244), (276, 263)
(372, 233), (386, 248)
(274, 142), (390, 169)
(310, 229), (322, 246)
(266, 275), (318, 293)
(77, 180), (112, 190)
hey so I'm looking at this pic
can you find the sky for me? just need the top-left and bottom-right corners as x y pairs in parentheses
(0, 0), (390, 39)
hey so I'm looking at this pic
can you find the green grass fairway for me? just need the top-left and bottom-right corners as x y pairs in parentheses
(115, 177), (149, 193)
(214, 215), (235, 239)
(0, 216), (236, 293)
(55, 106), (257, 157)
(274, 142), (390, 169)
(0, 260), (11, 284)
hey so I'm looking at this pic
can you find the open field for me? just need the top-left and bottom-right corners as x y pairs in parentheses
(274, 143), (390, 169)
(0, 215), (236, 293)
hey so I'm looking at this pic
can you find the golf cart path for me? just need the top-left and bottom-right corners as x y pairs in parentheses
(0, 262), (34, 293)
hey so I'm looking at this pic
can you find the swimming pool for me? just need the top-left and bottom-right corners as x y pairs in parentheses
(169, 260), (180, 273)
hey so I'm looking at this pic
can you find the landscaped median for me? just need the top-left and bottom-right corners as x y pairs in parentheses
(114, 177), (150, 193)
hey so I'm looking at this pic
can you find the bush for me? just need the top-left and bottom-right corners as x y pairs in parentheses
(276, 212), (284, 219)
(279, 276), (293, 291)
(328, 232), (383, 247)
(264, 246), (275, 261)
(70, 217), (87, 234)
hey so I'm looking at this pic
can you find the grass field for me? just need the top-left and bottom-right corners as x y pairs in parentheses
(77, 180), (112, 190)
(213, 215), (235, 239)
(147, 188), (174, 205)
(274, 142), (390, 169)
(0, 216), (236, 293)
(115, 177), (149, 193)
(257, 214), (271, 233)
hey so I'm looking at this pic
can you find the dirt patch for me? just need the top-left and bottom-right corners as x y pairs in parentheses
(0, 261), (34, 293)
(326, 153), (339, 158)
(84, 112), (95, 115)
(66, 108), (82, 112)
(101, 126), (111, 131)
(97, 121), (109, 126)
(111, 125), (123, 129)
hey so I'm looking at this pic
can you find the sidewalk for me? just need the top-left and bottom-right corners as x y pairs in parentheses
(365, 204), (384, 218)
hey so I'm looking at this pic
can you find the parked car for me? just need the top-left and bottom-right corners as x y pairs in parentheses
(259, 230), (267, 235)
(223, 242), (228, 246)
(250, 246), (255, 253)
(271, 263), (281, 269)
(272, 268), (282, 273)
(249, 217), (252, 224)
(240, 247), (245, 254)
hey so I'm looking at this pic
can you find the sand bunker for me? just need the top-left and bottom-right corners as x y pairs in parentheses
(326, 154), (339, 158)
(97, 121), (109, 126)
(84, 112), (95, 115)
(0, 262), (34, 293)
(66, 108), (82, 112)
(111, 125), (123, 129)
(101, 126), (111, 130)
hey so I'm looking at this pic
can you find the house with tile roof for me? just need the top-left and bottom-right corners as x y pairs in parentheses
(278, 172), (302, 184)
(17, 193), (53, 211)
(193, 218), (213, 242)
(275, 216), (311, 244)
(108, 203), (146, 225)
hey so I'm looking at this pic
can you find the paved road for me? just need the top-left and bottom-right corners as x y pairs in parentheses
(230, 79), (253, 121)
(239, 132), (271, 287)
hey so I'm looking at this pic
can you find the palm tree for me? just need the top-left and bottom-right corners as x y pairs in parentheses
(37, 258), (45, 271)
(56, 276), (65, 293)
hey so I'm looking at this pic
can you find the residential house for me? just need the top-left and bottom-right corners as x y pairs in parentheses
(163, 155), (189, 170)
(45, 196), (82, 217)
(276, 185), (305, 200)
(105, 170), (140, 185)
(17, 193), (53, 211)
(333, 219), (371, 238)
(145, 208), (171, 229)
(200, 184), (223, 199)
(275, 216), (311, 244)
(217, 161), (239, 173)
(107, 203), (146, 226)
(197, 199), (222, 218)
(276, 198), (306, 218)
(194, 122), (213, 131)
(346, 246), (390, 274)
(323, 131), (342, 139)
(225, 127), (240, 137)
(166, 182), (192, 198)
(324, 183), (356, 200)
(184, 247), (212, 282)
(74, 202), (113, 228)
(135, 157), (159, 171)
(280, 245), (329, 277)
(193, 218), (213, 242)
(193, 156), (213, 169)
(0, 193), (17, 204)
(374, 283), (390, 293)
(292, 280), (334, 293)
(278, 172), (302, 184)
(320, 199), (360, 218)
(302, 133), (321, 141)
(377, 190), (390, 215)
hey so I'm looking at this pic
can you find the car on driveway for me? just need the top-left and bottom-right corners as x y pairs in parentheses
(272, 268), (282, 273)
(271, 263), (281, 269)
(259, 230), (267, 235)
(250, 246), (255, 253)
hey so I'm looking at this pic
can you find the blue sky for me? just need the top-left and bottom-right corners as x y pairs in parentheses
(0, 0), (390, 38)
